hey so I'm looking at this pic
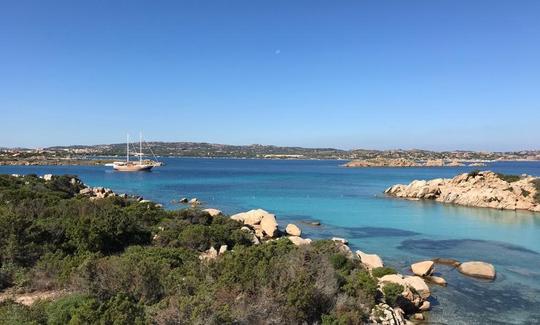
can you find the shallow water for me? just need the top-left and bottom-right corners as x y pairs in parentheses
(2, 159), (540, 324)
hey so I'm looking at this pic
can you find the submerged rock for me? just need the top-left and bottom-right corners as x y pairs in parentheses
(424, 275), (447, 287)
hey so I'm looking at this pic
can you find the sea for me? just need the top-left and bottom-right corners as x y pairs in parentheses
(1, 158), (540, 324)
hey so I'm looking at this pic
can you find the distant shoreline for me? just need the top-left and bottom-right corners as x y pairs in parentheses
(1, 155), (540, 168)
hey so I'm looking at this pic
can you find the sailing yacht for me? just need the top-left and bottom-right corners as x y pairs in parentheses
(113, 134), (154, 172)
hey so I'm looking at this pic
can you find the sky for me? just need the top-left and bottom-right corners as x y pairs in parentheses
(0, 0), (539, 151)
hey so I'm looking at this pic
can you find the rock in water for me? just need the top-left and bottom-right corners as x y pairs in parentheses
(425, 275), (447, 286)
(458, 261), (496, 280)
(356, 250), (384, 269)
(403, 276), (431, 299)
(331, 237), (349, 245)
(411, 260), (434, 276)
(285, 224), (301, 236)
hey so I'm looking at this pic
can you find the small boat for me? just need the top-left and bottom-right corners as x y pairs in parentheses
(112, 133), (158, 172)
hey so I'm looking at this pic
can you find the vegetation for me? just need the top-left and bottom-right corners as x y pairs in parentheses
(371, 266), (397, 278)
(382, 283), (404, 307)
(495, 173), (521, 183)
(533, 179), (540, 204)
(0, 174), (380, 324)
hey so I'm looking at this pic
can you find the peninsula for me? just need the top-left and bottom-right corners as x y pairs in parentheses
(385, 171), (540, 212)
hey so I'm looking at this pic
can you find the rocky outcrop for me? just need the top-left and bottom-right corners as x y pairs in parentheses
(369, 303), (407, 325)
(231, 209), (270, 226)
(285, 224), (301, 236)
(458, 261), (496, 280)
(345, 158), (420, 167)
(385, 171), (540, 212)
(356, 250), (384, 269)
(231, 209), (312, 244)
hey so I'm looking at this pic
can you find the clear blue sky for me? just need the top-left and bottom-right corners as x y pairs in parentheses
(1, 1), (539, 151)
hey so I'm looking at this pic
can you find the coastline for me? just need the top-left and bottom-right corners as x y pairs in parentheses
(4, 155), (540, 167)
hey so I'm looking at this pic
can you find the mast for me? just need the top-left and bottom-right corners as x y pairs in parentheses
(139, 132), (143, 164)
(127, 134), (130, 163)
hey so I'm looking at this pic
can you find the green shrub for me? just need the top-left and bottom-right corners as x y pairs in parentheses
(44, 294), (96, 325)
(532, 179), (540, 204)
(382, 283), (404, 307)
(371, 266), (397, 278)
(495, 173), (521, 183)
(343, 270), (378, 303)
(329, 253), (354, 274)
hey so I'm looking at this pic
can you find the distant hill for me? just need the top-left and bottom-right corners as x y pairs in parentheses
(42, 142), (540, 161)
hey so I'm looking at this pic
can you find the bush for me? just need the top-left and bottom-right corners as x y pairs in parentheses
(371, 266), (397, 278)
(382, 283), (404, 307)
(532, 179), (540, 204)
(343, 270), (378, 304)
(495, 173), (521, 183)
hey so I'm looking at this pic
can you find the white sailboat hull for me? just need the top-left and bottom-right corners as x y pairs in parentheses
(113, 163), (153, 172)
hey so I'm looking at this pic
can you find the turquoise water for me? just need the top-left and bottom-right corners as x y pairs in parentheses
(2, 159), (540, 324)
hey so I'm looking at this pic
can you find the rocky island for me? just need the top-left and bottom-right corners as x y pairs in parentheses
(344, 158), (469, 168)
(385, 170), (540, 212)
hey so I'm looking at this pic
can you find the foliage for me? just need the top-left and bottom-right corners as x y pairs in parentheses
(0, 174), (379, 324)
(532, 179), (540, 204)
(371, 266), (397, 278)
(382, 283), (404, 307)
(495, 173), (521, 183)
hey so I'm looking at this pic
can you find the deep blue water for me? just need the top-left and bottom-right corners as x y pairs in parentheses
(2, 159), (540, 324)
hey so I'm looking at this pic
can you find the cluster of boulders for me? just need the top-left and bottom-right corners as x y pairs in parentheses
(229, 209), (313, 246)
(385, 171), (540, 212)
